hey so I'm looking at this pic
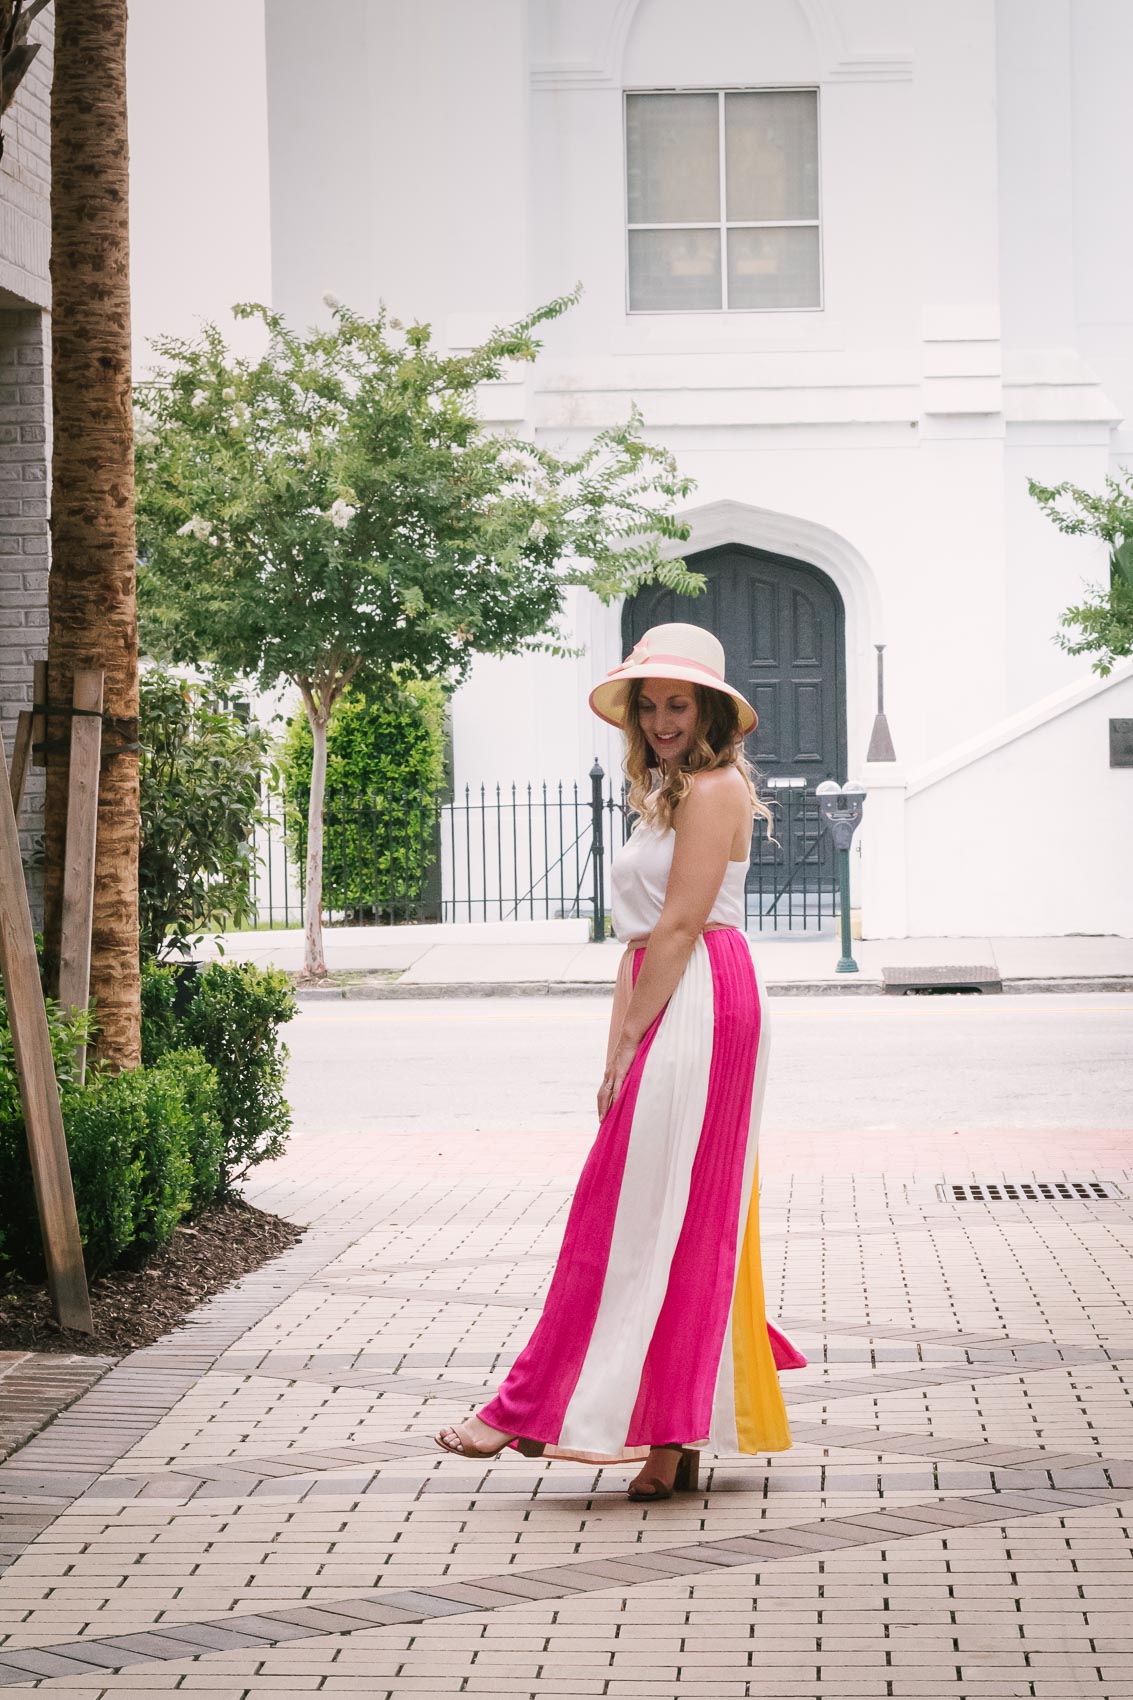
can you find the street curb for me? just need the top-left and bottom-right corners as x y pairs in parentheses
(294, 975), (1133, 1002)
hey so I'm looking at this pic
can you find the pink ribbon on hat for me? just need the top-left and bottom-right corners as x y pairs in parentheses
(610, 643), (724, 680)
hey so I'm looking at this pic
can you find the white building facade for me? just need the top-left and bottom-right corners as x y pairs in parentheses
(262, 0), (1133, 937)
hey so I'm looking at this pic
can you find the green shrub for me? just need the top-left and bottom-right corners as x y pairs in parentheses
(171, 1048), (225, 1209)
(142, 959), (296, 1191)
(0, 996), (95, 1272)
(140, 957), (179, 1064)
(1, 955), (289, 1280)
(139, 669), (271, 959)
(64, 1070), (152, 1276)
(278, 679), (446, 920)
(0, 988), (225, 1280)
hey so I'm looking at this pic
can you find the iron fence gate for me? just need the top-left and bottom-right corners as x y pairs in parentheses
(249, 767), (837, 934)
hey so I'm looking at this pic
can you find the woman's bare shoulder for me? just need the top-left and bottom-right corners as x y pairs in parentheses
(685, 765), (750, 802)
(676, 766), (750, 827)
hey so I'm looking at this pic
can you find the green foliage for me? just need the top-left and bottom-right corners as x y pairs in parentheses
(139, 670), (271, 959)
(0, 996), (94, 1272)
(57, 1071), (148, 1276)
(139, 956), (180, 1065)
(0, 957), (285, 1281)
(134, 291), (702, 967)
(0, 987), (223, 1278)
(282, 678), (446, 808)
(142, 960), (296, 1190)
(173, 1050), (225, 1210)
(278, 680), (446, 916)
(134, 292), (701, 702)
(1028, 472), (1133, 675)
(0, 991), (93, 1129)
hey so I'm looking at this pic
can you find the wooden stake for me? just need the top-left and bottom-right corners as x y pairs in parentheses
(58, 670), (103, 1084)
(0, 724), (94, 1334)
(30, 658), (46, 767)
(7, 710), (32, 816)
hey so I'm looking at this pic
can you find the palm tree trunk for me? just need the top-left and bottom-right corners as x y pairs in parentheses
(43, 0), (140, 1070)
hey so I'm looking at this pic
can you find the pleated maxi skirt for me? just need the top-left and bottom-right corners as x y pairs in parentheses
(478, 926), (804, 1463)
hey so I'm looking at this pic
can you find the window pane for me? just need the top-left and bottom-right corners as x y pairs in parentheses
(629, 227), (722, 311)
(726, 225), (820, 310)
(626, 92), (720, 224)
(725, 90), (818, 222)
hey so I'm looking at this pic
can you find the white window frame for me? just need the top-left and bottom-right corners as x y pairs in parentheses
(623, 85), (824, 316)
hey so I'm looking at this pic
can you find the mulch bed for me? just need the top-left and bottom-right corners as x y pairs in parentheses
(0, 1198), (303, 1357)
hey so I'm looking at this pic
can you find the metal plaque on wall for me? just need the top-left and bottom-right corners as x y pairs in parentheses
(1110, 719), (1133, 767)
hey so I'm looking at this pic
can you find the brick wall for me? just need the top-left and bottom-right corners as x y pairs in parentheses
(0, 7), (53, 900)
(0, 308), (48, 889)
(0, 5), (52, 307)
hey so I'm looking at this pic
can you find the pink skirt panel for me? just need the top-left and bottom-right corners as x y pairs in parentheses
(476, 996), (667, 1442)
(623, 928), (760, 1445)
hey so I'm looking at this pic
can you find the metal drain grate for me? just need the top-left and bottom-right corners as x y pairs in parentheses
(941, 1180), (1124, 1203)
(884, 965), (1003, 995)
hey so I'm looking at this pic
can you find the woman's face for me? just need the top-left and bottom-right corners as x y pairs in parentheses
(636, 678), (699, 766)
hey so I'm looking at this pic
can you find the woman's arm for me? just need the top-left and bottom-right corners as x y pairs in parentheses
(598, 947), (635, 1118)
(596, 769), (745, 1118)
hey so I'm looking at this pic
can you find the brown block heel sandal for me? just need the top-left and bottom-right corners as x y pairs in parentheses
(627, 1446), (700, 1502)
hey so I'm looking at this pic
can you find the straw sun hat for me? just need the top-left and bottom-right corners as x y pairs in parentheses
(588, 622), (758, 736)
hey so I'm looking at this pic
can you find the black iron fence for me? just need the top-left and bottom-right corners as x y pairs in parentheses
(249, 769), (837, 934)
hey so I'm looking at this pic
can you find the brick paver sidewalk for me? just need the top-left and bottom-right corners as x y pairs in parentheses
(0, 1065), (1131, 1694)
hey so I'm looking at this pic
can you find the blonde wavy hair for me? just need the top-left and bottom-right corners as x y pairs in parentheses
(622, 677), (775, 834)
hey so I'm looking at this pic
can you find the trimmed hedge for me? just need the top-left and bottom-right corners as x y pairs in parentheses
(0, 1029), (223, 1279)
(279, 679), (446, 919)
(61, 1050), (222, 1275)
(0, 958), (294, 1282)
(0, 995), (93, 1275)
(142, 959), (296, 1190)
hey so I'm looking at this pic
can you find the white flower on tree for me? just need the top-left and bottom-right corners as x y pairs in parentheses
(528, 519), (550, 543)
(176, 515), (212, 541)
(327, 497), (358, 529)
(221, 386), (237, 402)
(322, 291), (342, 310)
(498, 447), (540, 475)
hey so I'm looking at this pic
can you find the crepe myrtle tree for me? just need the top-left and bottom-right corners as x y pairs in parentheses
(1029, 471), (1133, 675)
(135, 289), (702, 979)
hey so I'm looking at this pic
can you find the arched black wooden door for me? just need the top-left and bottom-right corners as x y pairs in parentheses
(622, 545), (847, 917)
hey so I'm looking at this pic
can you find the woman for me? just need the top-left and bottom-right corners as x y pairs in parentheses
(437, 623), (804, 1500)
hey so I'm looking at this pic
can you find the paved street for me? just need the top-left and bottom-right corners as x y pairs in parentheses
(0, 990), (1131, 1698)
(285, 993), (1133, 1142)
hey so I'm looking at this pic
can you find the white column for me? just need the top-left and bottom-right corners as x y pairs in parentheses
(857, 765), (909, 940)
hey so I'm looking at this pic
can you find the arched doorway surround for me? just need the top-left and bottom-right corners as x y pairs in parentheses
(607, 497), (883, 772)
(622, 544), (848, 787)
(610, 501), (884, 919)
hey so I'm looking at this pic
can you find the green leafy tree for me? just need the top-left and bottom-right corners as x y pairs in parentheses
(1029, 472), (1133, 675)
(135, 289), (701, 977)
(139, 670), (271, 960)
(279, 679), (446, 919)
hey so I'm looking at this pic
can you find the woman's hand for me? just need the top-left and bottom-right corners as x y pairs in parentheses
(597, 1032), (640, 1121)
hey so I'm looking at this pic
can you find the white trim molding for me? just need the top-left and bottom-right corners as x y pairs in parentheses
(531, 0), (910, 90)
(908, 656), (1133, 797)
(656, 497), (885, 638)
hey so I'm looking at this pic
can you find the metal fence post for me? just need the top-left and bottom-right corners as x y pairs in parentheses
(589, 759), (606, 941)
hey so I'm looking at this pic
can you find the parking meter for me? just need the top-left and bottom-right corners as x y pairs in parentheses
(816, 780), (867, 972)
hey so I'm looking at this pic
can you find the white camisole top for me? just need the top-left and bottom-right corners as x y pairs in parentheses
(610, 817), (749, 943)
